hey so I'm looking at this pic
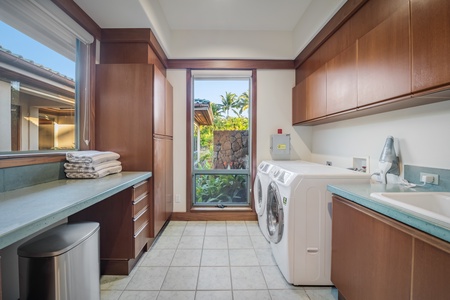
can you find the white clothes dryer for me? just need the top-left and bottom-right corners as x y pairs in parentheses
(266, 164), (370, 285)
(254, 161), (274, 241)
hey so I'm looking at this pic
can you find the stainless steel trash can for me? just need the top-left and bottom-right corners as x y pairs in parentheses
(18, 222), (100, 300)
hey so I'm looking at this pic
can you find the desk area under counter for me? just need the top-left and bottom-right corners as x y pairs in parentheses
(0, 171), (152, 299)
(327, 183), (450, 300)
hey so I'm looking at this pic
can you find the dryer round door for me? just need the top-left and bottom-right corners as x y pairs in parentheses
(266, 181), (284, 244)
(254, 174), (264, 216)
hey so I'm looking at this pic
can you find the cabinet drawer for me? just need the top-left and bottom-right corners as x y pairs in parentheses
(134, 208), (149, 234)
(132, 180), (148, 201)
(133, 194), (149, 217)
(134, 221), (150, 258)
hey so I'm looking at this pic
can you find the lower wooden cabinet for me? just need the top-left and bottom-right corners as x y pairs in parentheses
(332, 195), (450, 300)
(69, 180), (151, 275)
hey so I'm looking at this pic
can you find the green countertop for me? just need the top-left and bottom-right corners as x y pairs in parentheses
(0, 171), (152, 249)
(328, 183), (450, 243)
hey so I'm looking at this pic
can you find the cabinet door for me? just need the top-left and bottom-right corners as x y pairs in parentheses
(412, 239), (450, 300)
(306, 65), (327, 119)
(165, 80), (173, 137)
(326, 44), (357, 115)
(331, 196), (412, 300)
(153, 137), (166, 236)
(411, 0), (450, 92)
(165, 139), (173, 219)
(153, 66), (166, 136)
(292, 80), (307, 124)
(357, 2), (410, 106)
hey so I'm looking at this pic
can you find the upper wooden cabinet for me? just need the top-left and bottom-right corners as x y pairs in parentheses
(411, 0), (450, 93)
(326, 43), (357, 115)
(357, 2), (411, 106)
(153, 66), (173, 137)
(292, 80), (307, 124)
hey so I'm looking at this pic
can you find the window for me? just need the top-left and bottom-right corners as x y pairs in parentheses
(192, 71), (252, 207)
(0, 0), (93, 153)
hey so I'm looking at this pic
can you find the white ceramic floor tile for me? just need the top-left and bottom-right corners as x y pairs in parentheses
(101, 275), (132, 291)
(125, 267), (168, 291)
(250, 234), (271, 249)
(228, 236), (253, 249)
(269, 289), (310, 300)
(118, 291), (158, 300)
(203, 236), (228, 249)
(304, 287), (338, 300)
(254, 248), (277, 266)
(178, 236), (204, 249)
(261, 265), (296, 289)
(205, 224), (227, 236)
(197, 267), (232, 290)
(183, 226), (206, 236)
(141, 249), (175, 267)
(233, 290), (272, 300)
(230, 266), (267, 290)
(171, 249), (202, 266)
(167, 221), (188, 227)
(226, 223), (249, 236)
(246, 224), (264, 236)
(100, 290), (122, 300)
(152, 236), (181, 250)
(229, 249), (259, 266)
(162, 226), (185, 236)
(161, 267), (199, 291)
(157, 291), (196, 300)
(195, 290), (232, 300)
(201, 249), (230, 266)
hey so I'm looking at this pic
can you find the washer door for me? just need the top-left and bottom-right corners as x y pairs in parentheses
(254, 174), (264, 216)
(266, 181), (284, 244)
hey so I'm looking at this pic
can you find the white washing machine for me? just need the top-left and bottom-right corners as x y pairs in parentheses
(254, 160), (320, 241)
(254, 161), (274, 241)
(266, 164), (370, 285)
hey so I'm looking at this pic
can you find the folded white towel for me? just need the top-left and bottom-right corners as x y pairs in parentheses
(66, 150), (120, 164)
(64, 160), (122, 173)
(65, 165), (122, 179)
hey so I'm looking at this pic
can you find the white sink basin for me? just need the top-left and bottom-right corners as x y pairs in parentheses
(370, 192), (450, 225)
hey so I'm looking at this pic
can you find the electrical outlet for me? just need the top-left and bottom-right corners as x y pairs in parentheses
(175, 194), (181, 203)
(326, 161), (332, 166)
(419, 172), (439, 185)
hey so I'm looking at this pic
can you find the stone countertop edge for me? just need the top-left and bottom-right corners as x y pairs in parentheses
(327, 183), (450, 243)
(0, 171), (152, 249)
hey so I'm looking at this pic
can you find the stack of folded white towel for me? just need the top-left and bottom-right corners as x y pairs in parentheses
(65, 150), (122, 179)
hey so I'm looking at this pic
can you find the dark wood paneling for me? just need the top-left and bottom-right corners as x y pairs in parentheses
(166, 80), (174, 136)
(0, 154), (65, 168)
(411, 0), (450, 92)
(357, 2), (411, 106)
(326, 43), (357, 115)
(294, 0), (368, 68)
(331, 196), (413, 300)
(168, 59), (294, 70)
(100, 43), (150, 64)
(412, 239), (450, 300)
(153, 137), (167, 235)
(292, 81), (307, 124)
(153, 67), (166, 136)
(95, 64), (153, 171)
(306, 64), (327, 120)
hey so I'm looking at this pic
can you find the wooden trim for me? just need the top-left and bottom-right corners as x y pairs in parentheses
(186, 70), (193, 211)
(0, 154), (66, 169)
(250, 70), (257, 212)
(51, 0), (102, 39)
(168, 59), (294, 70)
(294, 0), (368, 68)
(171, 211), (257, 221)
(101, 28), (169, 68)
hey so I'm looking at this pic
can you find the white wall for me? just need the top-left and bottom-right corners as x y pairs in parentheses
(309, 100), (450, 174)
(167, 69), (311, 212)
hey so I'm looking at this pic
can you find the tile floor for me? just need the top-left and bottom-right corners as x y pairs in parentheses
(100, 221), (338, 300)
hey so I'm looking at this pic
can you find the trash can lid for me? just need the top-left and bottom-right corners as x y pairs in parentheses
(18, 222), (99, 258)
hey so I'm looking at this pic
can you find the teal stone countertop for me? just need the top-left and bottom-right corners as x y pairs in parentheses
(328, 183), (450, 243)
(0, 171), (151, 249)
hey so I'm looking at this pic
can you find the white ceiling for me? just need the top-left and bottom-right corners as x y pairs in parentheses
(74, 0), (346, 59)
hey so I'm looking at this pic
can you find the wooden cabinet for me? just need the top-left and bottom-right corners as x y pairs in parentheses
(326, 43), (357, 114)
(411, 0), (450, 93)
(292, 80), (307, 123)
(69, 181), (150, 275)
(332, 195), (450, 300)
(154, 138), (173, 235)
(357, 1), (410, 106)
